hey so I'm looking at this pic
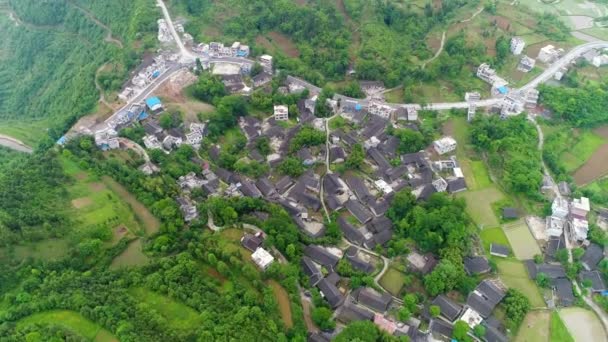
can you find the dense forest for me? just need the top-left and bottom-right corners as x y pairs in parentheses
(540, 82), (608, 128)
(470, 115), (543, 199)
(0, 0), (157, 143)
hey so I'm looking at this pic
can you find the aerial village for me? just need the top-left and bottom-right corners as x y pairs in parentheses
(82, 17), (608, 342)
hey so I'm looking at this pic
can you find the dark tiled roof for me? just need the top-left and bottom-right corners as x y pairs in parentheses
(466, 280), (506, 318)
(484, 324), (508, 342)
(239, 180), (262, 198)
(580, 270), (607, 292)
(346, 253), (375, 274)
(307, 333), (329, 342)
(345, 200), (373, 224)
(215, 167), (235, 183)
(429, 319), (453, 338)
(337, 303), (375, 323)
(373, 229), (393, 246)
(345, 175), (373, 203)
(385, 165), (408, 182)
(464, 256), (491, 275)
(417, 184), (437, 201)
(317, 278), (344, 308)
(502, 207), (518, 219)
(581, 243), (604, 271)
(338, 217), (365, 245)
(275, 176), (294, 194)
(490, 243), (510, 257)
(367, 216), (393, 233)
(545, 235), (566, 261)
(431, 295), (462, 322)
(301, 256), (322, 286)
(537, 263), (567, 279)
(241, 234), (262, 252)
(330, 146), (346, 162)
(555, 278), (574, 307)
(304, 245), (340, 269)
(354, 287), (392, 312)
(447, 178), (467, 193)
(255, 177), (276, 197)
(367, 147), (391, 171)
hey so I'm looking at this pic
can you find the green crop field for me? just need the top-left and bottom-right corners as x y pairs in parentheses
(458, 187), (505, 228)
(561, 131), (606, 173)
(379, 267), (406, 296)
(496, 259), (545, 307)
(516, 310), (550, 342)
(129, 288), (204, 330)
(480, 227), (512, 254)
(550, 311), (574, 342)
(17, 310), (117, 341)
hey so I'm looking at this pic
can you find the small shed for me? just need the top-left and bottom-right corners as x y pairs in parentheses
(490, 243), (510, 258)
(502, 207), (518, 220)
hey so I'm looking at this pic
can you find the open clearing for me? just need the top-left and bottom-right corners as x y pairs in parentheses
(561, 130), (606, 173)
(129, 287), (203, 330)
(378, 267), (405, 296)
(503, 220), (541, 260)
(0, 239), (70, 263)
(496, 259), (545, 307)
(268, 280), (294, 328)
(102, 176), (160, 235)
(110, 239), (150, 269)
(72, 197), (93, 209)
(573, 126), (608, 185)
(515, 310), (550, 342)
(458, 187), (504, 228)
(550, 311), (574, 342)
(559, 307), (607, 342)
(17, 310), (117, 342)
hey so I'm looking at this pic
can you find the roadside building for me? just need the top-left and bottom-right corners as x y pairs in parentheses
(274, 105), (289, 121)
(510, 37), (526, 55)
(145, 96), (163, 112)
(251, 247), (274, 270)
(433, 137), (457, 155)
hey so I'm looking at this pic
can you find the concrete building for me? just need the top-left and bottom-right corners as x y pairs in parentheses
(260, 55), (273, 72)
(571, 197), (590, 219)
(552, 197), (569, 219)
(251, 247), (275, 270)
(546, 216), (565, 237)
(571, 217), (589, 241)
(433, 137), (457, 155)
(538, 45), (563, 63)
(274, 105), (289, 121)
(510, 37), (526, 55)
(518, 56), (536, 72)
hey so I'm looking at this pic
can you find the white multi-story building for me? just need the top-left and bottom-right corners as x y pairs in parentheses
(571, 197), (590, 219)
(552, 197), (569, 219)
(433, 137), (457, 155)
(274, 105), (289, 121)
(260, 55), (273, 72)
(251, 248), (275, 270)
(538, 45), (563, 63)
(571, 217), (589, 241)
(517, 56), (536, 73)
(546, 216), (565, 237)
(367, 102), (394, 119)
(510, 37), (526, 55)
(143, 135), (162, 150)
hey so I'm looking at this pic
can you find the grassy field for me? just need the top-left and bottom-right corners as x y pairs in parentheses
(0, 239), (70, 263)
(62, 158), (144, 235)
(496, 259), (545, 307)
(0, 119), (51, 147)
(458, 187), (505, 228)
(378, 267), (406, 296)
(268, 280), (294, 329)
(102, 176), (160, 235)
(550, 311), (574, 342)
(503, 220), (541, 260)
(480, 227), (511, 254)
(17, 310), (117, 342)
(560, 131), (606, 173)
(129, 288), (204, 330)
(109, 239), (150, 269)
(516, 310), (550, 342)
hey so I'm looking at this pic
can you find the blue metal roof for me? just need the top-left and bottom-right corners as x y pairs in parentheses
(355, 103), (362, 111)
(138, 111), (149, 121)
(152, 70), (160, 78)
(57, 136), (67, 145)
(145, 96), (162, 108)
(497, 86), (508, 94)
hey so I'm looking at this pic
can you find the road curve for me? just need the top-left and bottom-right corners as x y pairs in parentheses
(0, 134), (33, 153)
(156, 0), (194, 62)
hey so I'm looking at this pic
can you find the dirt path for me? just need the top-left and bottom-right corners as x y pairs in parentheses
(0, 134), (33, 153)
(421, 31), (446, 69)
(460, 6), (484, 23)
(67, 1), (124, 49)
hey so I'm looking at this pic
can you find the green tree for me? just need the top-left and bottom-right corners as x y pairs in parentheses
(503, 289), (531, 331)
(473, 324), (486, 338)
(192, 73), (227, 104)
(397, 307), (411, 321)
(278, 157), (305, 177)
(452, 321), (470, 341)
(536, 272), (550, 288)
(429, 305), (441, 318)
(312, 307), (336, 331)
(345, 143), (365, 169)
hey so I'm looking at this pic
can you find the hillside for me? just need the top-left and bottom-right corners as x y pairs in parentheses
(0, 0), (157, 145)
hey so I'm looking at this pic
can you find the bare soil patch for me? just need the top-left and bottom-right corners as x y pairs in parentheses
(268, 280), (294, 328)
(72, 197), (93, 209)
(442, 120), (454, 136)
(75, 172), (88, 180)
(267, 31), (300, 57)
(594, 125), (608, 139)
(573, 144), (608, 185)
(255, 35), (274, 52)
(88, 183), (106, 192)
(426, 33), (442, 52)
(491, 15), (512, 31)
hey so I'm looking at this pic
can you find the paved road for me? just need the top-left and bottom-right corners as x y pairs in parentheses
(156, 0), (194, 62)
(520, 41), (608, 92)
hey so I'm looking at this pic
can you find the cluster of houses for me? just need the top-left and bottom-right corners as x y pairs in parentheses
(192, 41), (251, 58)
(546, 196), (591, 243)
(118, 53), (174, 102)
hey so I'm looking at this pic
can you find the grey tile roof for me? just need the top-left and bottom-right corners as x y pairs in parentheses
(317, 278), (344, 308)
(580, 270), (607, 292)
(447, 178), (467, 193)
(304, 245), (340, 269)
(555, 278), (574, 307)
(581, 243), (604, 271)
(431, 295), (462, 322)
(241, 234), (262, 252)
(337, 303), (375, 323)
(429, 319), (453, 339)
(338, 217), (365, 245)
(345, 199), (374, 224)
(490, 243), (510, 257)
(345, 175), (373, 203)
(354, 287), (392, 312)
(464, 256), (491, 275)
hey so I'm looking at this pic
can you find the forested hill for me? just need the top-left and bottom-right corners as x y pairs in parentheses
(0, 0), (157, 143)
